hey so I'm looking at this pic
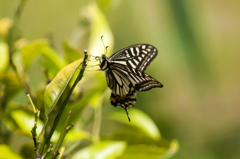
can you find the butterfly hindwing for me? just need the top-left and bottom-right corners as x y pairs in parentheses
(128, 70), (163, 92)
(106, 63), (162, 106)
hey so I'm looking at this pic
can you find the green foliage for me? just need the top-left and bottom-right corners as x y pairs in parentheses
(0, 145), (22, 159)
(0, 1), (178, 158)
(44, 59), (82, 117)
(110, 109), (161, 140)
(20, 39), (65, 75)
(72, 141), (127, 159)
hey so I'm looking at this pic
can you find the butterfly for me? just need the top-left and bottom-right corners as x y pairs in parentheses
(99, 44), (163, 121)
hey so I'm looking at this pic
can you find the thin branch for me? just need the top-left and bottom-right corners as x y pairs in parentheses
(52, 123), (73, 159)
(28, 94), (41, 158)
(8, 0), (30, 94)
(41, 144), (53, 159)
(38, 117), (48, 155)
(53, 111), (72, 155)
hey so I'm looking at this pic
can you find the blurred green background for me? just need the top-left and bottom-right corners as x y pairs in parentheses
(1, 0), (240, 159)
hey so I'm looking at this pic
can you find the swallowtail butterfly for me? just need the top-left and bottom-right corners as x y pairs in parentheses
(99, 44), (163, 121)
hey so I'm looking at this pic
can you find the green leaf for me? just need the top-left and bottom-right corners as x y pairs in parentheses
(87, 2), (114, 57)
(110, 108), (161, 140)
(72, 141), (127, 159)
(107, 130), (179, 159)
(44, 59), (83, 117)
(20, 39), (48, 68)
(117, 140), (179, 159)
(0, 42), (9, 72)
(63, 41), (82, 63)
(0, 145), (23, 159)
(41, 46), (66, 74)
(20, 39), (65, 74)
(107, 130), (160, 145)
(62, 72), (106, 123)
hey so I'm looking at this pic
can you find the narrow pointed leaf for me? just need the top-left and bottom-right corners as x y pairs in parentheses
(44, 59), (82, 117)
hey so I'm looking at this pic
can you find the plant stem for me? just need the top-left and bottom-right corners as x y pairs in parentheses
(52, 123), (73, 159)
(8, 0), (30, 94)
(53, 111), (72, 155)
(28, 94), (41, 158)
(41, 144), (52, 159)
(38, 117), (48, 155)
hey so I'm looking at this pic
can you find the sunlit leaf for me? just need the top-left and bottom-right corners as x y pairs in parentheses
(11, 110), (43, 136)
(160, 140), (179, 159)
(72, 141), (127, 159)
(117, 140), (179, 159)
(106, 128), (179, 158)
(0, 42), (9, 72)
(44, 59), (83, 117)
(107, 130), (160, 145)
(0, 145), (23, 159)
(87, 2), (114, 57)
(110, 108), (161, 140)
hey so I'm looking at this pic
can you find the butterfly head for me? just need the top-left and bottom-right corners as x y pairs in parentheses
(99, 54), (110, 71)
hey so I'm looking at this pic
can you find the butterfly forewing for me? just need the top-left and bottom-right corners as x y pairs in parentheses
(109, 44), (158, 72)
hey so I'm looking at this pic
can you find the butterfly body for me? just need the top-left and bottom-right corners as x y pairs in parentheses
(100, 44), (163, 114)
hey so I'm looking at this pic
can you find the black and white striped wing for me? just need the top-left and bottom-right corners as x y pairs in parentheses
(106, 63), (162, 107)
(109, 44), (158, 72)
(108, 63), (162, 92)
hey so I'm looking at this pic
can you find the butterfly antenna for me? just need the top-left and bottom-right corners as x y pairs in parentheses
(101, 35), (108, 55)
(124, 107), (131, 122)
